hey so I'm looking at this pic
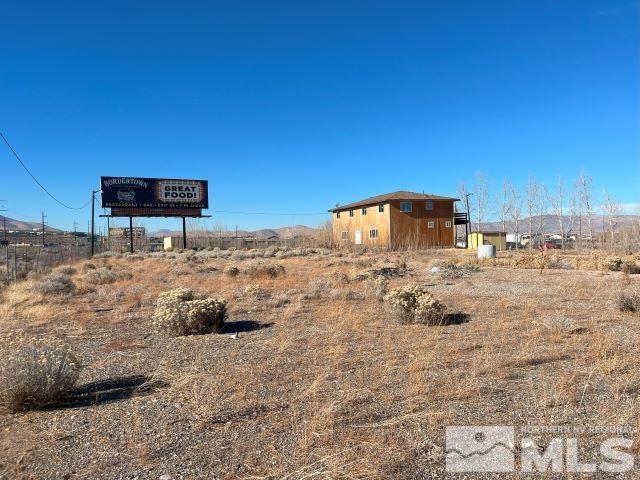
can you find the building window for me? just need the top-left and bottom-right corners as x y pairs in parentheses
(445, 221), (452, 228)
(369, 229), (378, 238)
(427, 221), (435, 228)
(378, 204), (384, 213)
(362, 207), (367, 215)
(336, 211), (340, 219)
(349, 209), (354, 217)
(425, 200), (433, 210)
(400, 202), (412, 212)
(341, 231), (348, 240)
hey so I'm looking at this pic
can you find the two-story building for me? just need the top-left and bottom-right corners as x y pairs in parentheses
(329, 191), (459, 249)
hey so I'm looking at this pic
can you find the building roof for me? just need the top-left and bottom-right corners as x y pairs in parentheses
(329, 190), (459, 212)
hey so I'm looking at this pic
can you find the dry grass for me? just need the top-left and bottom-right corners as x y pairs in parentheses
(0, 249), (638, 478)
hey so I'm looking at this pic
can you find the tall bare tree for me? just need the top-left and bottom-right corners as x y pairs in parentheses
(602, 190), (621, 248)
(507, 181), (522, 249)
(548, 178), (566, 249)
(473, 173), (489, 233)
(497, 180), (511, 233)
(576, 171), (594, 249)
(526, 175), (541, 249)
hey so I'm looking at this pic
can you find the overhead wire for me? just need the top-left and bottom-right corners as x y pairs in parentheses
(0, 130), (92, 210)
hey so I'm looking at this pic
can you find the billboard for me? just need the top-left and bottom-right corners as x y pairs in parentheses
(101, 177), (208, 210)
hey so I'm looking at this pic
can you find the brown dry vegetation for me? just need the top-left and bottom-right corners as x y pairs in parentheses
(0, 249), (639, 479)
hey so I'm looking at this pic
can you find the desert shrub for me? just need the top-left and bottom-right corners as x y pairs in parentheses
(53, 265), (77, 276)
(343, 290), (366, 301)
(543, 315), (584, 334)
(81, 262), (97, 273)
(268, 294), (292, 308)
(459, 262), (481, 273)
(602, 257), (624, 272)
(367, 276), (389, 301)
(231, 251), (248, 261)
(93, 251), (119, 259)
(152, 287), (227, 336)
(83, 266), (132, 285)
(428, 260), (462, 280)
(244, 262), (285, 279)
(223, 265), (240, 277)
(622, 261), (640, 275)
(617, 291), (640, 313)
(29, 272), (76, 295)
(547, 257), (573, 270)
(384, 284), (445, 325)
(236, 284), (270, 300)
(302, 279), (333, 299)
(329, 271), (350, 284)
(0, 340), (80, 412)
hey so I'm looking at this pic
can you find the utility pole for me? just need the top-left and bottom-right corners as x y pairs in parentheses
(90, 189), (100, 256)
(464, 192), (473, 244)
(0, 200), (7, 242)
(41, 211), (46, 246)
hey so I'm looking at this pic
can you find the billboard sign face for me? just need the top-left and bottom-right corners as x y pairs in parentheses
(101, 177), (208, 209)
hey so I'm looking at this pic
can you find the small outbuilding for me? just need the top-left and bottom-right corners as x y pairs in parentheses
(467, 231), (507, 251)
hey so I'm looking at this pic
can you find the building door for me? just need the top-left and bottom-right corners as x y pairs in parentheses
(355, 230), (362, 245)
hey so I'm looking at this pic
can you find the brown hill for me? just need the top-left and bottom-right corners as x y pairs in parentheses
(0, 215), (63, 233)
(153, 225), (320, 239)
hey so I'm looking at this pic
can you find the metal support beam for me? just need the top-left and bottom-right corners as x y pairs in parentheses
(182, 217), (187, 249)
(129, 216), (134, 254)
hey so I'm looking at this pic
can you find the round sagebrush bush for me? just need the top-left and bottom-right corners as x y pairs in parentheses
(383, 284), (445, 325)
(29, 272), (76, 295)
(617, 291), (640, 313)
(243, 262), (285, 279)
(53, 265), (77, 276)
(81, 262), (97, 273)
(0, 340), (80, 412)
(82, 266), (133, 285)
(152, 287), (227, 336)
(366, 275), (389, 302)
(223, 265), (240, 277)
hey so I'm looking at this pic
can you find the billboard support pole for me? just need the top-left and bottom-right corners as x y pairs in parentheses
(129, 216), (134, 254)
(182, 217), (187, 250)
(90, 190), (97, 257)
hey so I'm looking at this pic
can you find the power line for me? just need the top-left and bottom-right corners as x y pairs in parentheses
(0, 130), (92, 210)
(212, 209), (329, 216)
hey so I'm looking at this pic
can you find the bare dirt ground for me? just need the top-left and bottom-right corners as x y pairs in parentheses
(0, 249), (639, 479)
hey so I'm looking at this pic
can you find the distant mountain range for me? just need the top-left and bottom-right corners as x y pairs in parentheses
(0, 215), (63, 233)
(2, 213), (637, 239)
(152, 224), (321, 239)
(477, 214), (639, 234)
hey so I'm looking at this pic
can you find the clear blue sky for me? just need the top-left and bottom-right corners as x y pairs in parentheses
(1, 0), (638, 232)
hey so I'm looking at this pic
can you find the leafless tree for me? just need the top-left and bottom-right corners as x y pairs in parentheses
(497, 180), (511, 233)
(602, 190), (621, 248)
(576, 171), (594, 249)
(526, 175), (541, 249)
(473, 173), (490, 232)
(507, 181), (522, 249)
(548, 178), (567, 249)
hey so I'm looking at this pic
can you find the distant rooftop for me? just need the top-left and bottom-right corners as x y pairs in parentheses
(329, 190), (459, 212)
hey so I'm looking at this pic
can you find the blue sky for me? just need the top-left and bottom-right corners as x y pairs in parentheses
(1, 0), (638, 232)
